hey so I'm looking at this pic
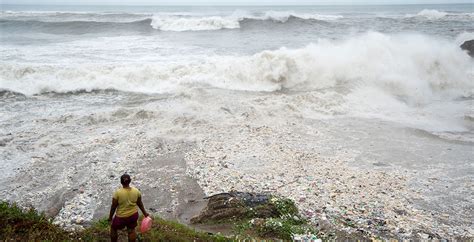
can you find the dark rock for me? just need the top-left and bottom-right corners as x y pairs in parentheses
(228, 191), (270, 207)
(460, 39), (474, 57)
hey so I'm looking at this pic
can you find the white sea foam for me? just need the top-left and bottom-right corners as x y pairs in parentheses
(150, 15), (240, 31)
(455, 31), (474, 45)
(260, 11), (343, 22)
(416, 9), (448, 19)
(2, 32), (472, 97)
(405, 9), (474, 20)
(1, 32), (473, 134)
(150, 11), (343, 31)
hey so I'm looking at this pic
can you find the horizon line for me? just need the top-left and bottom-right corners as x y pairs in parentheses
(1, 2), (472, 6)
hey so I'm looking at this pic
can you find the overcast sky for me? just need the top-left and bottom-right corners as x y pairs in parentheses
(1, 0), (472, 5)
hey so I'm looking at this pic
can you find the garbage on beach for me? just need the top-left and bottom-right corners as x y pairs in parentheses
(292, 233), (321, 242)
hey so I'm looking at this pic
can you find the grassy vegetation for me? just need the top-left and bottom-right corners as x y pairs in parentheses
(234, 197), (316, 240)
(0, 201), (70, 241)
(1, 197), (318, 241)
(0, 201), (227, 241)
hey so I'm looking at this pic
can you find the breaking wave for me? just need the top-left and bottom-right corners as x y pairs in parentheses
(1, 10), (342, 32)
(405, 9), (474, 20)
(150, 15), (240, 31)
(2, 32), (472, 98)
(4, 9), (474, 32)
(149, 11), (343, 31)
(1, 32), (473, 135)
(260, 11), (343, 22)
(417, 9), (449, 19)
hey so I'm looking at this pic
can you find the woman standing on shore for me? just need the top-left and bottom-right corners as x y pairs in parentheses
(109, 174), (149, 242)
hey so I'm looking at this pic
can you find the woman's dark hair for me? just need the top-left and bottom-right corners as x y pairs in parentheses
(120, 174), (131, 186)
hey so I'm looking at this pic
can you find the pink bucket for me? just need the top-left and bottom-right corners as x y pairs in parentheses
(140, 217), (152, 233)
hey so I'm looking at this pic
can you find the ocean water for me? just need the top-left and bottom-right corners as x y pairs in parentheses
(1, 4), (473, 134)
(0, 3), (473, 233)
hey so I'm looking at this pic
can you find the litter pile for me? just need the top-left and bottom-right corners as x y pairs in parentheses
(185, 123), (473, 239)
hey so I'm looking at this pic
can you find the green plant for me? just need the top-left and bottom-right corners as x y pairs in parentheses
(0, 201), (228, 241)
(0, 201), (70, 240)
(255, 217), (316, 240)
(270, 197), (299, 216)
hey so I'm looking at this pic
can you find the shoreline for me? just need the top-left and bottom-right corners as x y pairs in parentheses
(2, 135), (473, 239)
(1, 90), (472, 239)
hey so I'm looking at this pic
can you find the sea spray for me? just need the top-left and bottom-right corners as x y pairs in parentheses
(2, 32), (472, 99)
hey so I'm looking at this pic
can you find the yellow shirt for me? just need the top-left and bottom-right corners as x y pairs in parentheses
(113, 187), (141, 218)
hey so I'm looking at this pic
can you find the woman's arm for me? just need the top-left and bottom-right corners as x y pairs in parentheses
(108, 198), (118, 221)
(137, 196), (149, 217)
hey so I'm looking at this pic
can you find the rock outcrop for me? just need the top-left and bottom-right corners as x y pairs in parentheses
(190, 191), (314, 240)
(190, 191), (277, 223)
(460, 39), (474, 57)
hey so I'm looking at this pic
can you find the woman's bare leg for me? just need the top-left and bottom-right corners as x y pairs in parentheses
(110, 227), (118, 242)
(127, 228), (137, 242)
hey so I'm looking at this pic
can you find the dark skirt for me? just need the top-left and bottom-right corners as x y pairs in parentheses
(111, 212), (139, 230)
